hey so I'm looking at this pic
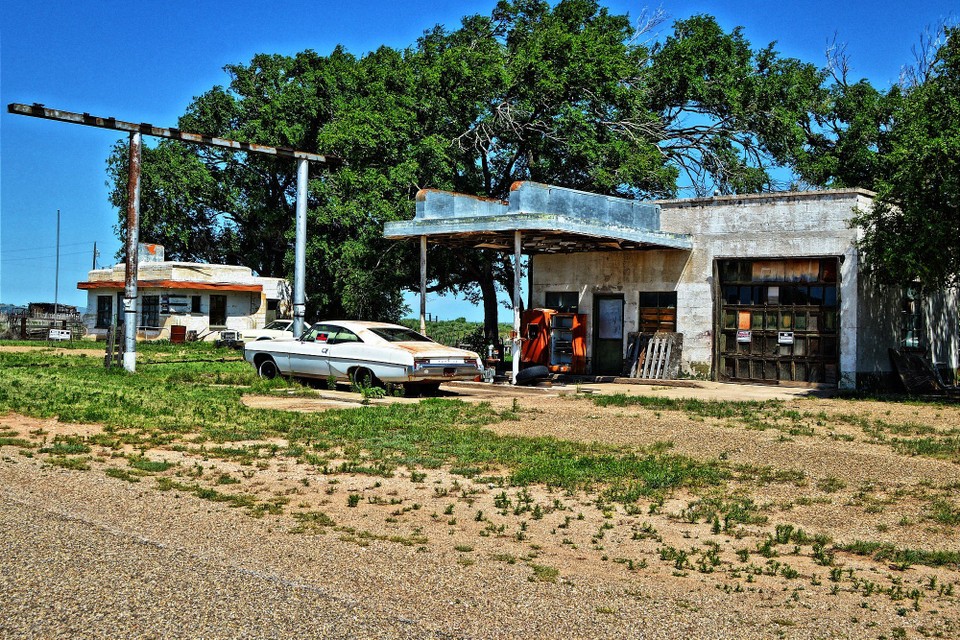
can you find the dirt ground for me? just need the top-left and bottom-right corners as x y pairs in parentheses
(2, 379), (959, 638)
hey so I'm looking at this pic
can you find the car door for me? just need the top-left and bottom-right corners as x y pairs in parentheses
(287, 323), (336, 378)
(323, 327), (366, 379)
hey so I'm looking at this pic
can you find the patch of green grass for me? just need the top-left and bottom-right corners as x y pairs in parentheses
(45, 456), (90, 471)
(836, 541), (960, 569)
(528, 563), (559, 583)
(0, 436), (34, 448)
(290, 510), (336, 533)
(929, 500), (960, 526)
(105, 467), (142, 482)
(892, 436), (960, 460)
(39, 435), (91, 455)
(128, 455), (173, 473)
(816, 476), (846, 493)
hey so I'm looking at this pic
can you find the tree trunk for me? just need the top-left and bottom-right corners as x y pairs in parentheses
(478, 263), (500, 347)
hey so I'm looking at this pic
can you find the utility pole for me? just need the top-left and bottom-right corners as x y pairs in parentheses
(54, 209), (60, 316)
(92, 241), (99, 270)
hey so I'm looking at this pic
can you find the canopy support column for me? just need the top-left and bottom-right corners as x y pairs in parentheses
(512, 230), (521, 385)
(419, 236), (427, 335)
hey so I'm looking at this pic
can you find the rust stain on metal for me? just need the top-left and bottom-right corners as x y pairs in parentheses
(7, 103), (341, 165)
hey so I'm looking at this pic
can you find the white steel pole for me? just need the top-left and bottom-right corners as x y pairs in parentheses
(293, 158), (308, 337)
(512, 230), (521, 385)
(420, 235), (427, 336)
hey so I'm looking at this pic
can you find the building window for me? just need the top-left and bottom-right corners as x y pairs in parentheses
(191, 295), (202, 313)
(141, 295), (160, 329)
(544, 291), (579, 313)
(638, 291), (677, 333)
(901, 286), (925, 350)
(96, 296), (113, 328)
(209, 295), (227, 327)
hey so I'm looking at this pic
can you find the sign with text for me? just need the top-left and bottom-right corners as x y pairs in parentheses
(778, 331), (795, 345)
(736, 330), (752, 343)
(48, 329), (71, 341)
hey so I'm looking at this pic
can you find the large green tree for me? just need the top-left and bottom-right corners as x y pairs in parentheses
(107, 1), (828, 338)
(852, 27), (960, 289)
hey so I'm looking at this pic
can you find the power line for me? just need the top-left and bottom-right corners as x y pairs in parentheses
(0, 249), (97, 263)
(0, 239), (112, 254)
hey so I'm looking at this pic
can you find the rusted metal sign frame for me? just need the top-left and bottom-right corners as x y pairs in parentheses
(8, 103), (338, 371)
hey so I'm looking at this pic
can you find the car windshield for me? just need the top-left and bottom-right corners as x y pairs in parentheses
(369, 327), (435, 343)
(263, 320), (291, 330)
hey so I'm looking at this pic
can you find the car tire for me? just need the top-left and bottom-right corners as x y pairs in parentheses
(514, 365), (550, 386)
(257, 357), (280, 380)
(351, 367), (381, 389)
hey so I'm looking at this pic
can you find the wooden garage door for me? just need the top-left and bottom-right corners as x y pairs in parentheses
(716, 258), (839, 385)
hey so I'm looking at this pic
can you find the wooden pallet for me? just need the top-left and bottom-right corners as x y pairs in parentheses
(624, 332), (683, 380)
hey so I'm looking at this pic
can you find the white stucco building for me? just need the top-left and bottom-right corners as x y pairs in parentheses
(78, 246), (290, 341)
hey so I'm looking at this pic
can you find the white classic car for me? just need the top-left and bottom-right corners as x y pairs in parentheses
(243, 320), (484, 394)
(215, 319), (295, 348)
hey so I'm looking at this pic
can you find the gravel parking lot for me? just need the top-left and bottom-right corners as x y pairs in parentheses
(2, 378), (959, 638)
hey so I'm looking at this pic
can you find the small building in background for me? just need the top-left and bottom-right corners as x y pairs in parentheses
(77, 244), (291, 341)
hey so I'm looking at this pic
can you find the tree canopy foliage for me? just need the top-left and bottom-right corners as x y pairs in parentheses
(851, 27), (960, 289)
(106, 1), (959, 338)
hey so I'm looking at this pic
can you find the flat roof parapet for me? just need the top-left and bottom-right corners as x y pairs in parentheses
(509, 181), (660, 230)
(415, 189), (508, 220)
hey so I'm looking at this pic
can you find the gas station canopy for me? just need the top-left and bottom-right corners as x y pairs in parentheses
(383, 181), (693, 253)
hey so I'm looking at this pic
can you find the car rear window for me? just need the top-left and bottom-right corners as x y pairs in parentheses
(369, 327), (435, 343)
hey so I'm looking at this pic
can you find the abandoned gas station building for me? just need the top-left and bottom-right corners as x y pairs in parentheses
(78, 244), (290, 341)
(385, 181), (960, 390)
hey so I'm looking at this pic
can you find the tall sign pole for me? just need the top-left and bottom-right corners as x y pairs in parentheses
(123, 132), (142, 372)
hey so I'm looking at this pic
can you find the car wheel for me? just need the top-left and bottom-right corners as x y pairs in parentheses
(257, 357), (280, 380)
(514, 365), (550, 386)
(351, 367), (381, 389)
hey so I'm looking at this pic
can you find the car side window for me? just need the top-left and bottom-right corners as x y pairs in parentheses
(302, 324), (334, 342)
(328, 328), (362, 344)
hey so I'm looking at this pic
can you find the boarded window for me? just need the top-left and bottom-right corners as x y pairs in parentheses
(638, 291), (677, 333)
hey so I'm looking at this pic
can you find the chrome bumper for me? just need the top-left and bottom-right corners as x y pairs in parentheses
(408, 363), (483, 381)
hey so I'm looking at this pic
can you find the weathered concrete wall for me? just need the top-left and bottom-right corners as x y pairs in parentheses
(927, 287), (960, 382)
(531, 190), (882, 387)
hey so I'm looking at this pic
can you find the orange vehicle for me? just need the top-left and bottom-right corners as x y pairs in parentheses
(520, 309), (587, 374)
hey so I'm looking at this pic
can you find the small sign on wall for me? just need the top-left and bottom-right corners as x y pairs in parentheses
(48, 329), (71, 341)
(736, 330), (752, 343)
(778, 331), (794, 345)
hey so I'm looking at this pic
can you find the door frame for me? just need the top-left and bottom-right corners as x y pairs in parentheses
(592, 293), (625, 375)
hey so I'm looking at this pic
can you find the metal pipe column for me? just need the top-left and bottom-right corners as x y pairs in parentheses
(512, 230), (521, 385)
(122, 132), (142, 372)
(420, 235), (427, 336)
(293, 158), (308, 337)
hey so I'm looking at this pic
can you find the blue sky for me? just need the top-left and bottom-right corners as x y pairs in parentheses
(1, 0), (955, 319)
